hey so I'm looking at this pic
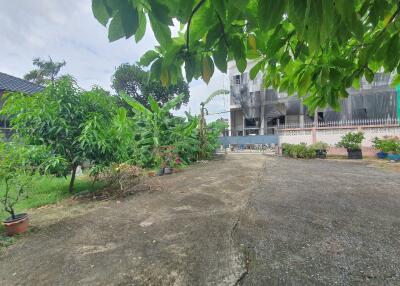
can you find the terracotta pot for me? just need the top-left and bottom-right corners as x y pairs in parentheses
(3, 213), (29, 236)
(148, 171), (156, 177)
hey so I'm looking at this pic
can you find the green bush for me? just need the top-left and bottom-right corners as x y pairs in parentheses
(336, 132), (364, 151)
(373, 136), (400, 153)
(282, 143), (316, 159)
(310, 141), (329, 151)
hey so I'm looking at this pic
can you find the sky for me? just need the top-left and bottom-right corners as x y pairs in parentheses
(0, 0), (230, 121)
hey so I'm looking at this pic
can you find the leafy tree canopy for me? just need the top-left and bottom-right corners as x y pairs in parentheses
(24, 57), (66, 85)
(1, 76), (135, 193)
(93, 0), (400, 110)
(112, 63), (190, 110)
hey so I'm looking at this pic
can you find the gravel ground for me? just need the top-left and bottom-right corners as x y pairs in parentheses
(236, 158), (400, 285)
(0, 155), (399, 285)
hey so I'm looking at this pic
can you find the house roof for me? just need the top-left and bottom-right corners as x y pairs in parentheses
(0, 72), (44, 94)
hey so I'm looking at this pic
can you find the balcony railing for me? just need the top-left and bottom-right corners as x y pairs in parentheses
(278, 118), (399, 130)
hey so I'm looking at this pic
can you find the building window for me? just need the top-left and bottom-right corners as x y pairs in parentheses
(318, 112), (324, 122)
(234, 75), (241, 85)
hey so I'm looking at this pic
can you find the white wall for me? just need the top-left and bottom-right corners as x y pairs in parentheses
(280, 126), (400, 147)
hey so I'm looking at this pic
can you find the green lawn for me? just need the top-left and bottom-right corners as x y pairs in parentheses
(0, 174), (103, 221)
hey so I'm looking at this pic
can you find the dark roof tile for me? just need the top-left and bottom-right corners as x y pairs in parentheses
(0, 72), (44, 94)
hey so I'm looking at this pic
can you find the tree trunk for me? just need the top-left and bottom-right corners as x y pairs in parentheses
(69, 165), (78, 193)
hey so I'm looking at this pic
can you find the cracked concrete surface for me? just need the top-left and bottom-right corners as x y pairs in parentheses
(1, 155), (399, 285)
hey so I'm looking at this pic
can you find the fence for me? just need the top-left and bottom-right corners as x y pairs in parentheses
(277, 117), (399, 130)
(220, 134), (278, 146)
(279, 118), (400, 156)
(220, 118), (399, 156)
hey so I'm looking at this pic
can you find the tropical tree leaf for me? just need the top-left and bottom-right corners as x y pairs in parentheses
(202, 56), (214, 84)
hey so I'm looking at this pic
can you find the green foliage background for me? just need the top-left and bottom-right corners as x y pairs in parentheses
(93, 0), (400, 111)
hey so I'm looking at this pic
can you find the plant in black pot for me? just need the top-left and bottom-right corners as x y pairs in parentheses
(373, 136), (400, 161)
(336, 132), (365, 159)
(311, 142), (329, 159)
(0, 142), (32, 236)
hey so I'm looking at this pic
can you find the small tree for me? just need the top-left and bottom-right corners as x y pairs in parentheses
(1, 77), (129, 193)
(24, 57), (66, 85)
(0, 142), (32, 220)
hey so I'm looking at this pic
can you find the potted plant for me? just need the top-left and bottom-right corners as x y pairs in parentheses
(159, 146), (175, 175)
(311, 141), (329, 159)
(388, 146), (400, 161)
(0, 143), (32, 236)
(385, 136), (400, 161)
(373, 137), (388, 159)
(336, 132), (365, 159)
(373, 136), (400, 161)
(373, 137), (390, 159)
(1, 174), (30, 236)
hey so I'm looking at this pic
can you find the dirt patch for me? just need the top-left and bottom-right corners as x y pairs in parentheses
(0, 155), (265, 286)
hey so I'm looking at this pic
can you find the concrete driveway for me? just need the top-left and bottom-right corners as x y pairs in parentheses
(1, 155), (399, 285)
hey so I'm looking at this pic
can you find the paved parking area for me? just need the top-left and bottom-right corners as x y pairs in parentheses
(1, 155), (399, 285)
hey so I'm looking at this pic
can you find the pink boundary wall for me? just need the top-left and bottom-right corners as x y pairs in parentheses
(327, 147), (377, 157)
(279, 124), (400, 158)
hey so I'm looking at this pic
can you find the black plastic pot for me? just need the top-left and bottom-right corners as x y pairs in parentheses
(347, 149), (363, 159)
(315, 149), (327, 159)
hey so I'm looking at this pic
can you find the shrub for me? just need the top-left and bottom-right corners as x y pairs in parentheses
(373, 136), (400, 153)
(310, 141), (329, 151)
(282, 143), (316, 159)
(336, 132), (364, 151)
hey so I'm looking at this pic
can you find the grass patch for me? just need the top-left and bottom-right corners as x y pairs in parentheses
(0, 174), (104, 222)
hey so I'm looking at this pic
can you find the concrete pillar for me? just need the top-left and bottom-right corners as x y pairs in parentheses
(300, 102), (305, 128)
(242, 113), (246, 136)
(312, 109), (318, 144)
(347, 96), (352, 120)
(260, 104), (265, 135)
(229, 110), (234, 136)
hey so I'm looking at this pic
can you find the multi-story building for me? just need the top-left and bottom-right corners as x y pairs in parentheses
(228, 61), (399, 136)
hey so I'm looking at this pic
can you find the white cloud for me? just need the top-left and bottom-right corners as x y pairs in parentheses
(0, 0), (229, 122)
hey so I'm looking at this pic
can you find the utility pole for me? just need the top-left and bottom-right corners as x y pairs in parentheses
(199, 102), (207, 159)
(198, 89), (229, 159)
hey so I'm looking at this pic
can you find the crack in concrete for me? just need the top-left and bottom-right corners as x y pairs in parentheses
(233, 245), (251, 286)
(231, 158), (268, 286)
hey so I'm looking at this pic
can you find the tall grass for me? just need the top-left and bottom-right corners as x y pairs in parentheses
(0, 174), (103, 221)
